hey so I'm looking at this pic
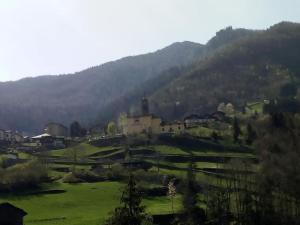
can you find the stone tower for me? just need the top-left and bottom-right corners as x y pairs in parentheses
(141, 96), (149, 115)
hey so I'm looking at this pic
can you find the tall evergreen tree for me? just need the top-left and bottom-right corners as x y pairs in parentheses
(180, 161), (205, 225)
(233, 117), (242, 143)
(246, 123), (257, 145)
(70, 121), (86, 137)
(105, 174), (152, 225)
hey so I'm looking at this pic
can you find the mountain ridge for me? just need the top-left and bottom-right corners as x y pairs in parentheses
(0, 41), (205, 134)
(3, 22), (297, 134)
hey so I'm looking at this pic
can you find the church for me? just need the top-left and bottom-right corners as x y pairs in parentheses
(122, 97), (184, 136)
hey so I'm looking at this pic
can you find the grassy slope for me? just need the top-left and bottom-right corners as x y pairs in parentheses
(0, 182), (181, 225)
(48, 143), (116, 158)
(0, 140), (255, 225)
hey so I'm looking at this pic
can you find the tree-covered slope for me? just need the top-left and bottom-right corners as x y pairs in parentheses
(0, 41), (204, 133)
(147, 22), (300, 120)
(96, 27), (258, 123)
(3, 22), (297, 133)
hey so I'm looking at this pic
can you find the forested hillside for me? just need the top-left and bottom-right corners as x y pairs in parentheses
(97, 27), (258, 122)
(2, 22), (299, 133)
(0, 41), (204, 133)
(98, 22), (300, 123)
(147, 22), (300, 120)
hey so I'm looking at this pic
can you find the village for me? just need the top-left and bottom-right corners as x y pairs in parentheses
(0, 97), (232, 155)
(0, 96), (253, 225)
(0, 1), (299, 224)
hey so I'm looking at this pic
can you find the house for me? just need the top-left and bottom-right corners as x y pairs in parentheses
(122, 97), (185, 136)
(184, 111), (225, 128)
(0, 202), (27, 225)
(13, 133), (24, 143)
(32, 133), (66, 149)
(4, 130), (13, 142)
(123, 114), (163, 135)
(184, 114), (215, 128)
(160, 121), (185, 133)
(210, 111), (226, 121)
(184, 114), (201, 128)
(45, 122), (68, 137)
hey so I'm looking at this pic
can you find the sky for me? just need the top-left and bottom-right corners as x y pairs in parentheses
(0, 0), (299, 82)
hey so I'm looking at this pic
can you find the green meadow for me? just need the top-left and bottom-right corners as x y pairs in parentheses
(0, 138), (255, 225)
(0, 182), (181, 225)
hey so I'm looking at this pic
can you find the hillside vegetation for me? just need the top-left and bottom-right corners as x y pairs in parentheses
(148, 22), (300, 120)
(0, 42), (204, 133)
(1, 22), (300, 133)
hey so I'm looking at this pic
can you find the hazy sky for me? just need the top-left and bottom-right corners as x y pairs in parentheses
(0, 0), (299, 82)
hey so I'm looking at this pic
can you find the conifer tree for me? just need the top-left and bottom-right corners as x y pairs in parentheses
(233, 117), (242, 143)
(246, 123), (257, 145)
(105, 174), (152, 225)
(180, 161), (205, 225)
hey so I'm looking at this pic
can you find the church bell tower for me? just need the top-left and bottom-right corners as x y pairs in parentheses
(141, 96), (149, 115)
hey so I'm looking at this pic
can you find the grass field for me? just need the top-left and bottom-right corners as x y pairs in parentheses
(48, 143), (115, 157)
(0, 182), (181, 225)
(152, 145), (189, 155)
(0, 138), (256, 225)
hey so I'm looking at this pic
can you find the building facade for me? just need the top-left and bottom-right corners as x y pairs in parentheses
(122, 97), (185, 136)
(160, 121), (185, 133)
(123, 114), (162, 135)
(45, 123), (68, 137)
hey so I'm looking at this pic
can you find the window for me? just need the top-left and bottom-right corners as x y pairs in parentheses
(178, 126), (181, 130)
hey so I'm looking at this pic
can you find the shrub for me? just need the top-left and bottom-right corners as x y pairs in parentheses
(62, 172), (83, 183)
(0, 160), (48, 191)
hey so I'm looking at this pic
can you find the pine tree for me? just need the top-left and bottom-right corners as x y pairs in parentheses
(105, 174), (152, 225)
(233, 117), (242, 143)
(211, 131), (219, 143)
(246, 123), (257, 145)
(180, 161), (205, 225)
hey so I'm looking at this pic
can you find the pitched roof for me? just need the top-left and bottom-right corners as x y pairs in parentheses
(0, 202), (27, 217)
(32, 133), (52, 139)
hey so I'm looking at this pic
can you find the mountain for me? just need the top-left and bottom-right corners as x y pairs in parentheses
(3, 22), (297, 134)
(0, 41), (205, 134)
(147, 22), (300, 119)
(99, 22), (300, 123)
(96, 27), (258, 122)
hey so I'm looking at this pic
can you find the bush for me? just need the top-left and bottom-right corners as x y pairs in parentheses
(62, 172), (83, 183)
(62, 170), (106, 183)
(0, 160), (48, 191)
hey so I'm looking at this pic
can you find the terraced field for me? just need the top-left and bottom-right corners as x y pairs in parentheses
(0, 140), (257, 225)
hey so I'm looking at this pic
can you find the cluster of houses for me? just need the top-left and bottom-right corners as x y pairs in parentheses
(0, 123), (69, 150)
(31, 123), (68, 149)
(0, 129), (24, 144)
(183, 111), (225, 128)
(1, 97), (229, 151)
